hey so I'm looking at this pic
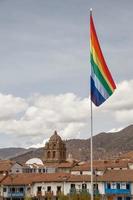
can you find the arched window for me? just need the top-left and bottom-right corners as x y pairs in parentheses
(82, 183), (87, 189)
(53, 151), (56, 158)
(63, 151), (66, 158)
(47, 151), (51, 158)
(53, 143), (56, 149)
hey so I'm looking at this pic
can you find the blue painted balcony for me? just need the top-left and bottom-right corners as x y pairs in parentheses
(105, 183), (131, 195)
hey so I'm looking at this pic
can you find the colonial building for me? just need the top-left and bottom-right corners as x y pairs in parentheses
(43, 131), (66, 163)
(0, 160), (23, 175)
(1, 170), (133, 200)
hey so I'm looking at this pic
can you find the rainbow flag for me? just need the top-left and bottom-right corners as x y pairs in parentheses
(90, 13), (116, 106)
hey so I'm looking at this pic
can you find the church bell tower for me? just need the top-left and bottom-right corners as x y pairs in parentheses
(44, 131), (66, 163)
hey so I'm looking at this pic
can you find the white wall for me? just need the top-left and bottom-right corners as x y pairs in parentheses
(83, 171), (91, 175)
(97, 182), (104, 194)
(71, 171), (80, 175)
(32, 181), (105, 196)
(33, 182), (64, 196)
(130, 182), (133, 195)
(10, 163), (23, 174)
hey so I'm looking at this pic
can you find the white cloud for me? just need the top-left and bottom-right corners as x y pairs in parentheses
(89, 80), (133, 134)
(28, 138), (49, 148)
(0, 93), (28, 120)
(0, 80), (132, 147)
(115, 110), (133, 123)
(103, 80), (133, 111)
(0, 93), (90, 141)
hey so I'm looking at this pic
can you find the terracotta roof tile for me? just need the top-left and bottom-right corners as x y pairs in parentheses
(72, 160), (128, 171)
(2, 170), (133, 185)
(57, 162), (75, 168)
(120, 151), (133, 159)
(68, 175), (90, 182)
(1, 173), (71, 185)
(0, 160), (15, 172)
(69, 170), (133, 182)
(98, 170), (133, 182)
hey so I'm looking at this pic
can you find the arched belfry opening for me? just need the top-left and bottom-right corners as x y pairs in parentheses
(44, 131), (66, 163)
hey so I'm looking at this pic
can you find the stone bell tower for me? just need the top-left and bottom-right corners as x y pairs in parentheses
(44, 131), (66, 163)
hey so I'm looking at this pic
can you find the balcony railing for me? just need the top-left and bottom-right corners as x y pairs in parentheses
(105, 188), (131, 195)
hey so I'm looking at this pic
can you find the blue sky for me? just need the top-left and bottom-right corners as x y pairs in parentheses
(0, 0), (133, 148)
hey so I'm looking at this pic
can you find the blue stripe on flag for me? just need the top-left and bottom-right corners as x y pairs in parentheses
(91, 76), (106, 106)
(91, 67), (110, 100)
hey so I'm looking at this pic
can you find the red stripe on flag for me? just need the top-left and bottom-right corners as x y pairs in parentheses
(90, 15), (116, 90)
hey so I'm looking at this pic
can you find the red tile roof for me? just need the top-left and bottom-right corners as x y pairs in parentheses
(98, 170), (133, 182)
(0, 160), (15, 172)
(2, 169), (133, 185)
(68, 170), (133, 182)
(1, 173), (71, 185)
(72, 160), (128, 171)
(57, 162), (75, 168)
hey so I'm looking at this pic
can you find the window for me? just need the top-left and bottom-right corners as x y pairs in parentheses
(37, 187), (42, 192)
(93, 184), (98, 190)
(117, 183), (120, 189)
(53, 151), (56, 158)
(126, 184), (130, 190)
(38, 169), (42, 173)
(47, 186), (51, 192)
(107, 183), (111, 189)
(57, 186), (61, 192)
(47, 151), (50, 158)
(43, 168), (45, 173)
(80, 171), (83, 175)
(82, 183), (87, 189)
(3, 188), (6, 192)
(63, 152), (66, 158)
(12, 188), (15, 193)
(111, 183), (116, 189)
(121, 183), (126, 189)
(71, 184), (75, 189)
(117, 197), (122, 200)
(19, 188), (24, 193)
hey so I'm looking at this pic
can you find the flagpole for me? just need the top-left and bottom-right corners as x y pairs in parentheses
(90, 8), (93, 200)
(89, 7), (116, 200)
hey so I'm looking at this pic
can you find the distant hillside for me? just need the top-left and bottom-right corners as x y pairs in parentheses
(0, 148), (34, 160)
(66, 124), (133, 160)
(2, 124), (133, 163)
(10, 148), (44, 164)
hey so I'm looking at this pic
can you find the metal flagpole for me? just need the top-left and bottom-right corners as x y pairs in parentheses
(90, 8), (93, 200)
(90, 98), (93, 200)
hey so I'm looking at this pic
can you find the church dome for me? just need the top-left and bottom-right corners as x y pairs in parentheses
(49, 130), (62, 142)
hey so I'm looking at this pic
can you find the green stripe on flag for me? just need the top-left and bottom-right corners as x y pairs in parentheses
(90, 53), (113, 96)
